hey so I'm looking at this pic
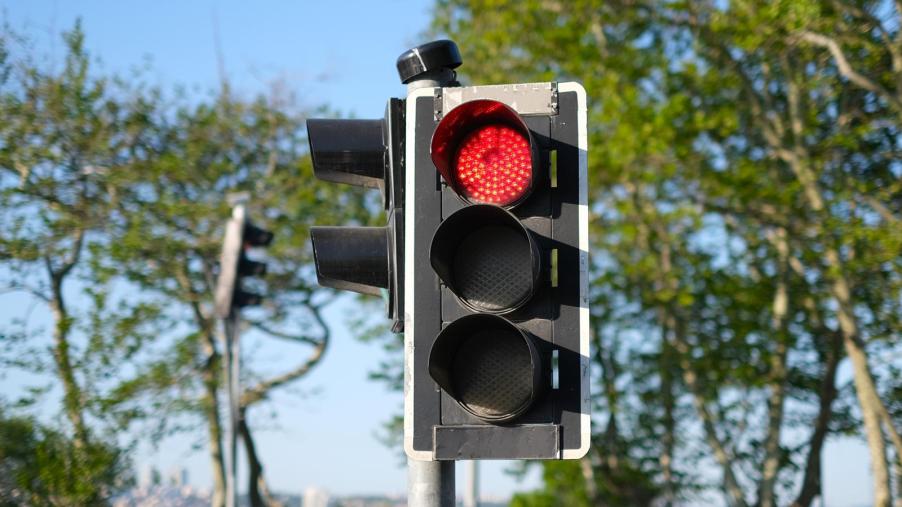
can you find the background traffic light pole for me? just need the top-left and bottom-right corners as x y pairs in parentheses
(214, 200), (247, 507)
(214, 195), (273, 507)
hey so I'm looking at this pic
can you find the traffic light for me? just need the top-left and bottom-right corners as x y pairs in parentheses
(306, 40), (589, 462)
(214, 206), (274, 318)
(403, 80), (589, 460)
(307, 100), (405, 331)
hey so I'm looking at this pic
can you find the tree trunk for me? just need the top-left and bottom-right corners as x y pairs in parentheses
(758, 228), (791, 507)
(783, 123), (892, 507)
(660, 330), (676, 507)
(202, 352), (226, 507)
(49, 272), (88, 447)
(674, 334), (748, 507)
(792, 330), (841, 507)
(841, 323), (893, 507)
(239, 408), (283, 507)
(875, 403), (902, 507)
(579, 454), (598, 506)
(180, 262), (227, 507)
(794, 175), (892, 506)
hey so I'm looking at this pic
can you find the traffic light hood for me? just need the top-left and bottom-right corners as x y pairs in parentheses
(310, 226), (389, 296)
(306, 118), (385, 189)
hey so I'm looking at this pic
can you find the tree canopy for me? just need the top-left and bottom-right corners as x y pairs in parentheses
(0, 21), (374, 506)
(430, 1), (902, 505)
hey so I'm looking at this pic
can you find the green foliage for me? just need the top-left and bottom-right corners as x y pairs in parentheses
(430, 0), (902, 505)
(0, 411), (130, 506)
(0, 20), (377, 503)
(511, 459), (660, 507)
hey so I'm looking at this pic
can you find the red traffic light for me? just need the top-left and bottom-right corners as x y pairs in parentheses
(431, 100), (538, 208)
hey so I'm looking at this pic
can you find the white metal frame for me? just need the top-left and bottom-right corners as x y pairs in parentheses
(403, 83), (590, 460)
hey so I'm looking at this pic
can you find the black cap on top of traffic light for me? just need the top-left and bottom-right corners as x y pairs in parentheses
(428, 313), (543, 423)
(310, 226), (389, 296)
(431, 99), (539, 209)
(430, 204), (540, 314)
(307, 119), (385, 188)
(396, 40), (462, 84)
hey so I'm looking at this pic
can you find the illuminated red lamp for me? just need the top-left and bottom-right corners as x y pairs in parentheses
(431, 100), (538, 208)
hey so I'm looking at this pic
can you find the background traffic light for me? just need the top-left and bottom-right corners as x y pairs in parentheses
(214, 206), (274, 319)
(404, 81), (589, 461)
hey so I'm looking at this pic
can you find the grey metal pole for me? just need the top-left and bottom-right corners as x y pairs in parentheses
(405, 68), (456, 92)
(227, 311), (241, 507)
(221, 305), (241, 507)
(399, 41), (461, 507)
(404, 73), (455, 507)
(408, 459), (455, 507)
(464, 461), (479, 507)
(218, 201), (246, 507)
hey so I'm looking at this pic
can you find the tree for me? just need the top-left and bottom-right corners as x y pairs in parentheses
(0, 410), (129, 506)
(431, 1), (901, 505)
(0, 21), (158, 502)
(98, 85), (375, 505)
(0, 22), (376, 507)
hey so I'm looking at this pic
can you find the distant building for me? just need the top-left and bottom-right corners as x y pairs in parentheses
(114, 465), (207, 507)
(138, 465), (154, 489)
(167, 467), (188, 487)
(112, 484), (210, 507)
(303, 486), (331, 507)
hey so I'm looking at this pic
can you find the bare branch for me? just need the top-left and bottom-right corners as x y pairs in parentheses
(240, 305), (331, 408)
(856, 192), (900, 225)
(240, 337), (326, 408)
(796, 31), (902, 112)
(827, 0), (902, 75)
(245, 319), (322, 347)
(0, 282), (50, 303)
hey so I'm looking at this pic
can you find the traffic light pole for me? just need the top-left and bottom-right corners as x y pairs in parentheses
(220, 202), (246, 507)
(401, 43), (459, 507)
(408, 459), (455, 507)
(213, 196), (273, 507)
(222, 308), (240, 507)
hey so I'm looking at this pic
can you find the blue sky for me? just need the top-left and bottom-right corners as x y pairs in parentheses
(3, 0), (424, 118)
(0, 1), (875, 505)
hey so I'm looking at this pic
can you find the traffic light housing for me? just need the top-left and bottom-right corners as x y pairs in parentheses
(404, 82), (589, 460)
(305, 44), (588, 460)
(308, 101), (405, 331)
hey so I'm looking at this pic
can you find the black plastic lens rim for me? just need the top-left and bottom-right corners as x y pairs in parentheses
(429, 204), (541, 314)
(427, 314), (543, 423)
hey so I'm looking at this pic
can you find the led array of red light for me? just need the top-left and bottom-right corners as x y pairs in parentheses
(453, 125), (532, 206)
